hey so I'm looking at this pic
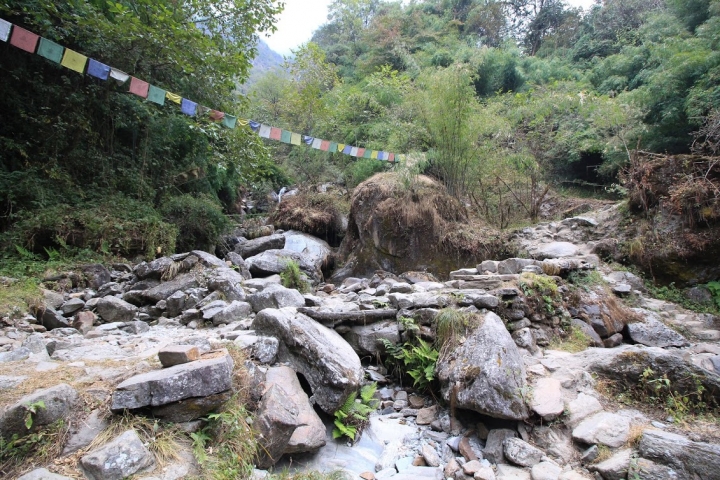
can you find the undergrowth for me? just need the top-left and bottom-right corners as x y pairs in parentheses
(645, 281), (720, 315)
(381, 338), (439, 391)
(0, 417), (68, 478)
(548, 325), (593, 353)
(280, 259), (310, 293)
(332, 383), (379, 442)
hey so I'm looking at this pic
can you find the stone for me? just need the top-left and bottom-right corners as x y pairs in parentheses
(0, 383), (78, 440)
(254, 384), (299, 469)
(17, 468), (73, 480)
(565, 393), (603, 427)
(417, 405), (439, 425)
(60, 297), (85, 315)
(571, 412), (630, 448)
(151, 390), (232, 422)
(138, 273), (200, 304)
(62, 409), (109, 455)
(474, 466), (497, 480)
(580, 445), (598, 463)
(460, 436), (479, 461)
(236, 234), (286, 258)
(252, 308), (363, 414)
(463, 460), (484, 475)
(611, 284), (632, 295)
(445, 458), (461, 477)
(96, 296), (137, 323)
(235, 335), (279, 364)
(603, 333), (624, 348)
(211, 300), (253, 326)
(570, 319), (603, 347)
(264, 366), (325, 454)
(638, 429), (720, 479)
(503, 438), (544, 467)
(530, 378), (563, 420)
(531, 427), (575, 465)
(73, 311), (96, 334)
(80, 429), (154, 480)
(485, 429), (518, 464)
(134, 257), (174, 280)
(158, 345), (200, 367)
(246, 248), (322, 282)
(225, 252), (252, 280)
(495, 464), (531, 479)
(421, 443), (442, 467)
(627, 458), (681, 479)
(436, 312), (529, 420)
(626, 312), (688, 348)
(283, 230), (332, 273)
(344, 320), (400, 356)
(207, 267), (247, 302)
(589, 448), (631, 480)
(531, 462), (562, 480)
(536, 242), (578, 259)
(111, 352), (233, 414)
(247, 283), (306, 312)
(38, 307), (72, 330)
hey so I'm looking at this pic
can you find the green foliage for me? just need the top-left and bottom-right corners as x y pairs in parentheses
(332, 383), (379, 441)
(435, 308), (471, 350)
(23, 401), (45, 430)
(160, 194), (229, 253)
(706, 281), (720, 308)
(279, 259), (311, 293)
(0, 419), (65, 477)
(549, 325), (593, 353)
(645, 281), (720, 315)
(346, 158), (390, 187)
(382, 338), (439, 391)
(638, 367), (717, 422)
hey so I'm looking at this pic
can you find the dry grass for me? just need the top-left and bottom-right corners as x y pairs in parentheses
(269, 192), (348, 246)
(548, 325), (593, 353)
(627, 423), (648, 448)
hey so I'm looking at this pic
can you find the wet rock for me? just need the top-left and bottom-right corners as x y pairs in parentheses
(0, 383), (78, 440)
(436, 312), (529, 420)
(96, 296), (137, 323)
(255, 384), (299, 469)
(252, 308), (363, 414)
(80, 429), (154, 480)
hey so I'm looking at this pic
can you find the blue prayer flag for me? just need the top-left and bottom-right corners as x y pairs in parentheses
(181, 98), (197, 116)
(303, 135), (314, 145)
(86, 59), (110, 80)
(342, 145), (352, 155)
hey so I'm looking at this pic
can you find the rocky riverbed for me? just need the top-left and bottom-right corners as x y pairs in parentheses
(1, 207), (720, 480)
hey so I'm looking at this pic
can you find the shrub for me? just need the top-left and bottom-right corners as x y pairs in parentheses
(345, 159), (389, 188)
(280, 259), (310, 293)
(160, 194), (229, 253)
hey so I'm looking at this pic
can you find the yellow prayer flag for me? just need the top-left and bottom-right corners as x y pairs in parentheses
(165, 92), (182, 104)
(371, 151), (378, 159)
(290, 133), (302, 146)
(60, 49), (87, 74)
(237, 118), (250, 126)
(337, 143), (345, 151)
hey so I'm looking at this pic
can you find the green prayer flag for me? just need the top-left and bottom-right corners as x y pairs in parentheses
(147, 85), (166, 105)
(281, 130), (292, 143)
(222, 114), (237, 129)
(37, 37), (63, 63)
(329, 142), (338, 153)
(363, 149), (372, 159)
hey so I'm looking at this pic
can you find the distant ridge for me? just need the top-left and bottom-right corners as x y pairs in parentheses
(241, 38), (285, 91)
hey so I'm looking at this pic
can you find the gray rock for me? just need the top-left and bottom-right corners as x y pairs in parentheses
(235, 335), (279, 364)
(191, 250), (227, 268)
(60, 297), (85, 316)
(495, 464), (531, 479)
(73, 311), (96, 334)
(111, 352), (233, 414)
(254, 384), (299, 469)
(17, 468), (74, 480)
(283, 230), (332, 272)
(158, 345), (200, 367)
(421, 443), (442, 467)
(436, 312), (529, 420)
(531, 462), (562, 480)
(138, 273), (199, 304)
(530, 378), (563, 420)
(484, 428), (518, 464)
(211, 300), (253, 326)
(134, 257), (175, 280)
(570, 319), (603, 347)
(497, 258), (541, 275)
(42, 289), (65, 310)
(252, 308), (363, 414)
(62, 409), (109, 455)
(225, 252), (252, 280)
(0, 383), (78, 440)
(80, 429), (154, 480)
(266, 366), (325, 454)
(247, 283), (305, 312)
(81, 264), (112, 290)
(503, 438), (544, 468)
(96, 296), (137, 323)
(207, 267), (247, 302)
(536, 242), (578, 259)
(628, 457), (681, 479)
(39, 307), (72, 330)
(685, 286), (713, 305)
(0, 347), (31, 362)
(565, 393), (603, 427)
(638, 429), (720, 479)
(627, 311), (688, 348)
(236, 234), (286, 258)
(343, 320), (400, 356)
(603, 333), (624, 348)
(478, 261), (498, 273)
(531, 426), (576, 465)
(571, 412), (630, 448)
(151, 390), (232, 423)
(589, 448), (631, 480)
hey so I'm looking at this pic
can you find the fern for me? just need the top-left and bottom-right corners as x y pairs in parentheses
(332, 383), (378, 442)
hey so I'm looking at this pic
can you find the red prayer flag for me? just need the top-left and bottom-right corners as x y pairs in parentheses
(129, 77), (149, 98)
(389, 153), (395, 162)
(320, 140), (330, 151)
(356, 148), (365, 158)
(10, 26), (39, 53)
(209, 110), (225, 122)
(270, 127), (282, 140)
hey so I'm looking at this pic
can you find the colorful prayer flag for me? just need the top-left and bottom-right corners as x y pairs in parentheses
(329, 142), (338, 153)
(209, 110), (225, 122)
(37, 38), (63, 63)
(303, 136), (314, 146)
(389, 153), (395, 162)
(363, 149), (372, 159)
(311, 138), (322, 149)
(270, 127), (282, 140)
(379, 152), (388, 160)
(147, 85), (166, 105)
(356, 148), (365, 157)
(10, 26), (39, 53)
(249, 120), (261, 132)
(198, 106), (210, 117)
(181, 98), (197, 116)
(281, 130), (292, 143)
(320, 140), (330, 151)
(61, 49), (87, 74)
(87, 59), (110, 80)
(342, 145), (352, 155)
(237, 118), (249, 127)
(110, 68), (129, 85)
(259, 124), (271, 138)
(371, 150), (378, 159)
(222, 115), (237, 129)
(290, 132), (302, 145)
(165, 91), (181, 104)
(0, 19), (11, 42)
(129, 77), (149, 98)
(350, 147), (359, 157)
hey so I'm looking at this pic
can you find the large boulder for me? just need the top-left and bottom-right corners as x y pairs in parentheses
(254, 384), (299, 469)
(343, 320), (400, 356)
(80, 429), (154, 480)
(207, 267), (246, 302)
(95, 296), (137, 323)
(283, 230), (333, 275)
(0, 383), (78, 440)
(252, 308), (363, 414)
(436, 312), (529, 420)
(637, 429), (720, 478)
(236, 234), (285, 258)
(626, 310), (688, 348)
(134, 273), (200, 305)
(111, 351), (233, 418)
(247, 283), (306, 312)
(265, 366), (326, 454)
(332, 173), (505, 280)
(246, 249), (323, 282)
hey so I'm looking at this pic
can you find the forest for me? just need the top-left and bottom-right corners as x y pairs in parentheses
(0, 0), (719, 259)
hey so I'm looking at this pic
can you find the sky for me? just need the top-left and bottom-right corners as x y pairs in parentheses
(264, 0), (598, 55)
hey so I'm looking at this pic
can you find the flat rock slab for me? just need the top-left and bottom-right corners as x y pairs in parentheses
(530, 378), (563, 420)
(638, 429), (720, 478)
(111, 351), (233, 412)
(158, 345), (200, 367)
(627, 312), (688, 348)
(536, 242), (579, 259)
(80, 429), (154, 480)
(572, 411), (630, 448)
